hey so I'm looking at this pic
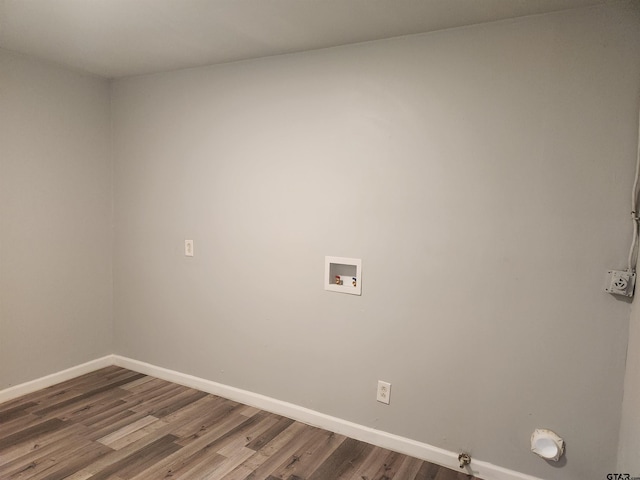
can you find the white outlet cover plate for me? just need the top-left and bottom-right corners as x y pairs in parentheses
(185, 239), (194, 257)
(377, 380), (391, 404)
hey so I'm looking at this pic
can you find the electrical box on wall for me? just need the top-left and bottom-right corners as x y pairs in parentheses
(605, 269), (635, 297)
(325, 256), (362, 295)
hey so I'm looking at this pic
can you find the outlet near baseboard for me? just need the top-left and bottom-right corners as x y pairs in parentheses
(377, 380), (391, 404)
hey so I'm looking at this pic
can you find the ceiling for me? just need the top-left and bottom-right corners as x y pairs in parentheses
(0, 0), (610, 79)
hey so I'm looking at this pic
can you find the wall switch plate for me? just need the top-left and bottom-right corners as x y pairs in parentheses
(605, 270), (635, 297)
(377, 380), (391, 404)
(185, 239), (194, 257)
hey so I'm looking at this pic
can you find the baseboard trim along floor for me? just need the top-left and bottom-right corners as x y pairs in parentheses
(0, 355), (113, 405)
(0, 355), (543, 480)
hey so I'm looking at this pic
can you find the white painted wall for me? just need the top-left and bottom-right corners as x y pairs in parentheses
(0, 49), (113, 388)
(619, 297), (640, 475)
(110, 4), (640, 479)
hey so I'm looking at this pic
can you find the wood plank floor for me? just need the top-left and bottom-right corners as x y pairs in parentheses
(0, 367), (479, 480)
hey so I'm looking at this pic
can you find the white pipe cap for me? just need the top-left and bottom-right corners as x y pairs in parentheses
(531, 429), (564, 461)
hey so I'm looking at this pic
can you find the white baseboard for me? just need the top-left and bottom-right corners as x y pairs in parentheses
(112, 355), (543, 480)
(0, 355), (543, 480)
(0, 355), (114, 404)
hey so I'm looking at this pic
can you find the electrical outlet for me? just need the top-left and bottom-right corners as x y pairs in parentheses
(605, 270), (635, 297)
(377, 380), (391, 404)
(185, 239), (194, 257)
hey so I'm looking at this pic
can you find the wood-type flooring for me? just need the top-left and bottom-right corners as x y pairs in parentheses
(0, 366), (479, 480)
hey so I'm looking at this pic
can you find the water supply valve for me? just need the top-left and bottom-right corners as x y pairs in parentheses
(458, 452), (471, 468)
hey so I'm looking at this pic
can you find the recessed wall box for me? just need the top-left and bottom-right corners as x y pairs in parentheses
(325, 256), (362, 295)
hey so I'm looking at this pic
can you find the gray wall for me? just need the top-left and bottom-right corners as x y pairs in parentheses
(0, 49), (113, 388)
(110, 4), (640, 479)
(1, 2), (636, 480)
(619, 299), (640, 474)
